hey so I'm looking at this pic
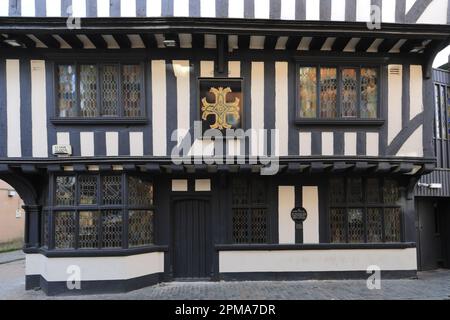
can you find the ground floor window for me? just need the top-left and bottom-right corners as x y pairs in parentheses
(231, 177), (268, 244)
(329, 177), (402, 243)
(42, 173), (154, 250)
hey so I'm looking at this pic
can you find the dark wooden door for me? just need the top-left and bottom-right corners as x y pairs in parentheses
(172, 198), (212, 279)
(416, 199), (444, 270)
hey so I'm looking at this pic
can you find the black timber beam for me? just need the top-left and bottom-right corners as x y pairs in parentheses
(59, 34), (84, 49)
(85, 34), (108, 49)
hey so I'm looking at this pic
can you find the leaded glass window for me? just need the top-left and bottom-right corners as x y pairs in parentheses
(79, 211), (100, 249)
(122, 65), (142, 117)
(57, 65), (76, 117)
(101, 65), (119, 116)
(79, 175), (97, 205)
(129, 210), (154, 247)
(49, 174), (154, 250)
(79, 65), (98, 117)
(361, 68), (378, 118)
(341, 68), (357, 117)
(231, 178), (268, 244)
(320, 68), (337, 118)
(299, 67), (317, 118)
(41, 210), (49, 247)
(102, 175), (122, 205)
(56, 62), (144, 118)
(54, 211), (76, 249)
(102, 210), (123, 248)
(55, 176), (76, 206)
(128, 176), (153, 206)
(298, 65), (378, 120)
(329, 178), (402, 243)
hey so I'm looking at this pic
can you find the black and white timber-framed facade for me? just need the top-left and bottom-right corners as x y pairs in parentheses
(0, 0), (450, 295)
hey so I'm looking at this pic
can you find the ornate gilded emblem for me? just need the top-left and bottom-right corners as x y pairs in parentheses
(201, 87), (240, 130)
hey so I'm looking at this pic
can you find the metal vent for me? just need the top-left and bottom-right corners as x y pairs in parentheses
(389, 66), (401, 75)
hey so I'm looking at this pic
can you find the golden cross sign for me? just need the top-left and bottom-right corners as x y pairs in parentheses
(201, 87), (240, 130)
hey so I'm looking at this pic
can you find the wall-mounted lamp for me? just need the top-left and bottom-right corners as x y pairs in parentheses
(163, 39), (177, 48)
(7, 190), (16, 197)
(417, 182), (442, 189)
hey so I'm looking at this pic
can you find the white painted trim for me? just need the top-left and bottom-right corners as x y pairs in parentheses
(219, 248), (418, 272)
(97, 0), (110, 17)
(396, 125), (423, 157)
(173, 0), (189, 17)
(200, 0), (215, 17)
(46, 0), (61, 17)
(275, 61), (289, 156)
(31, 60), (48, 157)
(21, 0), (36, 17)
(25, 252), (164, 281)
(195, 179), (211, 192)
(356, 0), (371, 22)
(129, 132), (144, 156)
(321, 132), (334, 156)
(228, 61), (240, 78)
(251, 62), (265, 156)
(344, 132), (357, 156)
(302, 186), (319, 244)
(299, 132), (311, 156)
(278, 186), (295, 244)
(249, 36), (265, 50)
(409, 65), (423, 120)
(388, 64), (403, 144)
(382, 0), (396, 23)
(0, 0), (8, 16)
(56, 132), (70, 146)
(417, 0), (447, 25)
(254, 0), (270, 19)
(120, 0), (136, 17)
(331, 0), (346, 21)
(280, 0), (296, 20)
(366, 132), (379, 156)
(151, 60), (167, 156)
(105, 132), (119, 156)
(72, 0), (87, 17)
(80, 132), (94, 157)
(228, 0), (244, 18)
(173, 60), (190, 143)
(6, 59), (21, 158)
(172, 179), (188, 192)
(146, 0), (161, 16)
(305, 0), (320, 20)
(200, 60), (214, 77)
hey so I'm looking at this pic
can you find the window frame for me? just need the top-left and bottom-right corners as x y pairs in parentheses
(44, 172), (155, 251)
(229, 177), (269, 244)
(328, 177), (403, 244)
(52, 61), (147, 124)
(295, 62), (383, 126)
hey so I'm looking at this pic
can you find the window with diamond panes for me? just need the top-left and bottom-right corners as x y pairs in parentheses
(56, 63), (144, 118)
(231, 178), (268, 244)
(49, 174), (154, 250)
(298, 66), (379, 120)
(329, 178), (402, 243)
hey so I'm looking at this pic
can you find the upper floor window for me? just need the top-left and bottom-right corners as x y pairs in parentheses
(57, 63), (144, 118)
(434, 84), (450, 140)
(298, 66), (379, 120)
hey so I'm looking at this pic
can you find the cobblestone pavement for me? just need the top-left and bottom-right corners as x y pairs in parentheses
(1, 260), (450, 300)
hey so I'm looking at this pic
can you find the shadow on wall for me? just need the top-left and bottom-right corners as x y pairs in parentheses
(0, 179), (24, 252)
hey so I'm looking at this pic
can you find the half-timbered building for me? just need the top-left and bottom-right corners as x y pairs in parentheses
(0, 0), (449, 295)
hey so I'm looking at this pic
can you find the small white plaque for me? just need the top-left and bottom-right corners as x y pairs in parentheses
(52, 144), (72, 156)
